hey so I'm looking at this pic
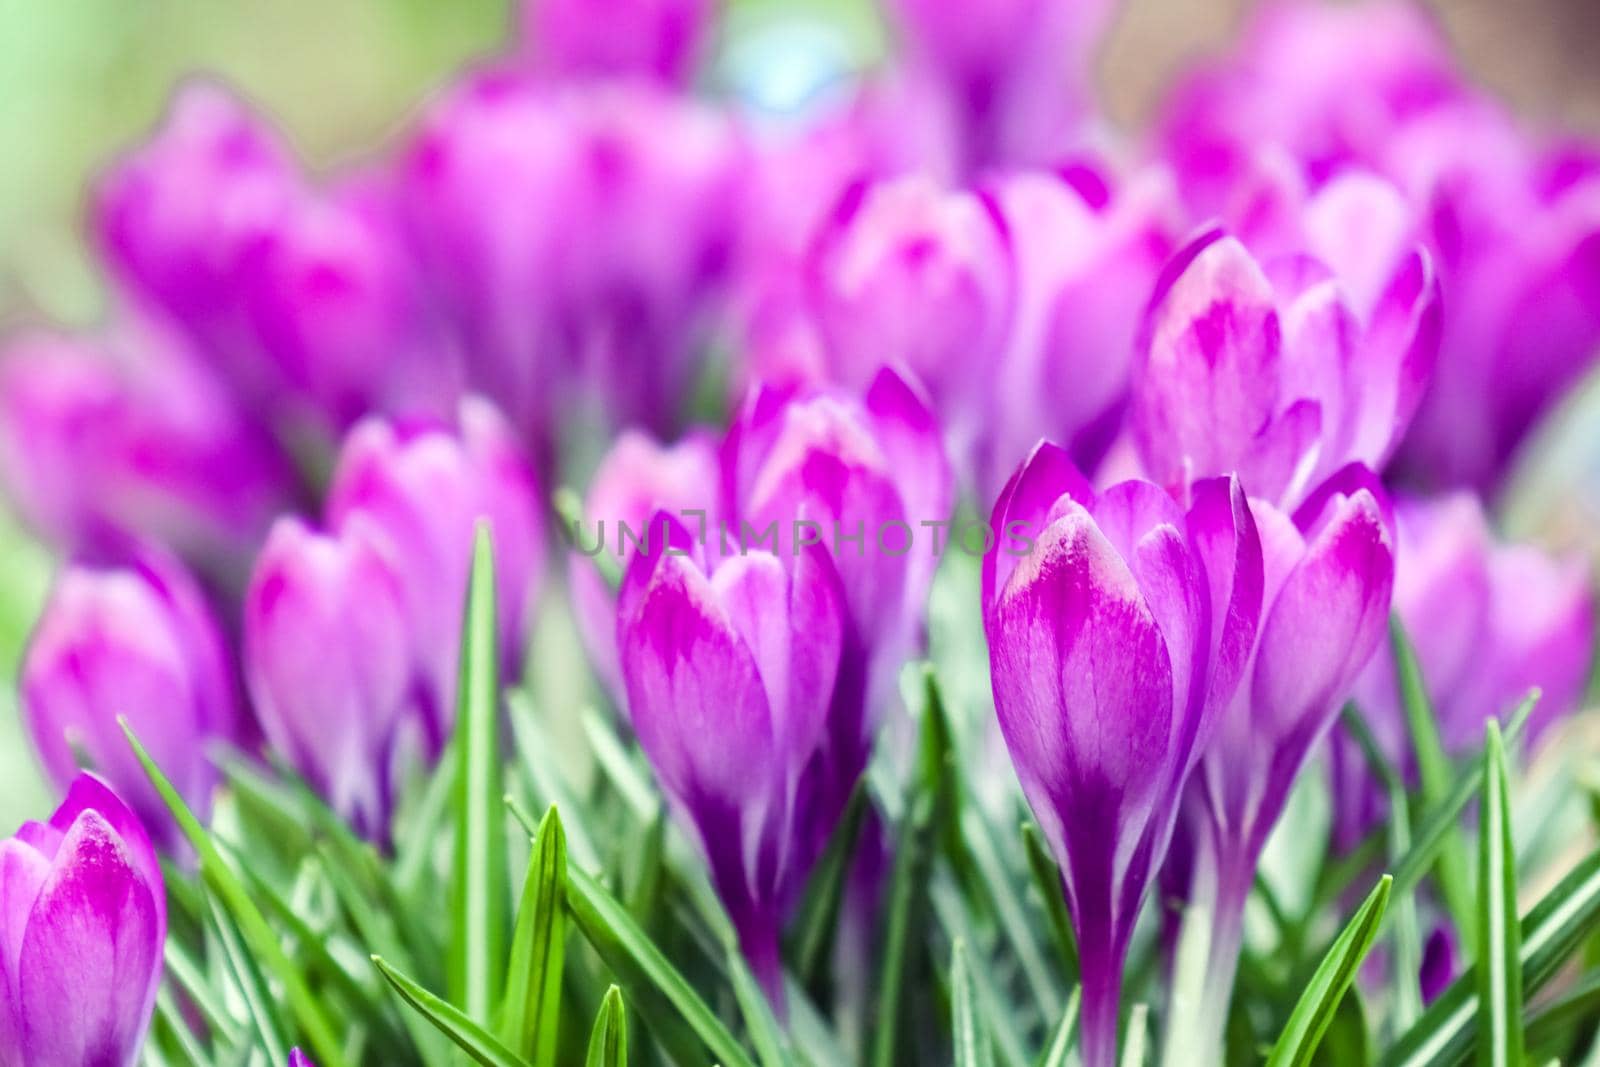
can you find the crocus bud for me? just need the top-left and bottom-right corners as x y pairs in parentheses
(403, 73), (745, 442)
(806, 174), (1013, 462)
(882, 0), (1119, 172)
(1180, 465), (1395, 1056)
(0, 774), (166, 1067)
(244, 516), (413, 837)
(618, 513), (844, 1002)
(725, 368), (953, 862)
(983, 164), (1181, 493)
(0, 327), (293, 573)
(288, 1052), (316, 1067)
(521, 0), (715, 86)
(569, 428), (722, 703)
(94, 81), (298, 398)
(20, 550), (240, 849)
(1132, 227), (1438, 507)
(982, 443), (1262, 1067)
(325, 398), (545, 735)
(1420, 926), (1457, 1006)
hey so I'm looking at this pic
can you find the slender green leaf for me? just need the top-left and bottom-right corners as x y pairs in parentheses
(163, 939), (240, 1047)
(501, 806), (568, 1066)
(565, 864), (756, 1067)
(452, 523), (508, 1023)
(1039, 987), (1081, 1067)
(951, 940), (994, 1067)
(395, 743), (457, 900)
(120, 720), (347, 1067)
(1022, 822), (1079, 981)
(1121, 1004), (1150, 1067)
(930, 877), (1030, 1067)
(726, 941), (788, 1067)
(1382, 846), (1600, 1067)
(373, 956), (531, 1067)
(1476, 720), (1523, 1067)
(787, 780), (869, 990)
(1266, 874), (1392, 1067)
(1392, 617), (1475, 947)
(872, 668), (954, 1067)
(959, 805), (1061, 1021)
(152, 985), (212, 1067)
(1392, 690), (1539, 897)
(204, 891), (289, 1065)
(585, 986), (628, 1067)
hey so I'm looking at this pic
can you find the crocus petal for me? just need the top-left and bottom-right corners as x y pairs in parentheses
(1134, 233), (1284, 493)
(1185, 475), (1265, 744)
(982, 439), (1095, 615)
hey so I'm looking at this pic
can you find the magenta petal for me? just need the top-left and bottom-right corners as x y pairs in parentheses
(982, 440), (1094, 617)
(15, 811), (163, 1067)
(1134, 233), (1284, 492)
(1185, 475), (1264, 740)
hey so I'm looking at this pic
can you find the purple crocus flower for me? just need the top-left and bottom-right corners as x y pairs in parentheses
(402, 72), (746, 444)
(94, 81), (300, 404)
(234, 170), (460, 434)
(1, 774), (166, 1067)
(805, 174), (1014, 467)
(982, 442), (1263, 1067)
(0, 326), (294, 576)
(1131, 226), (1438, 507)
(724, 368), (953, 864)
(569, 428), (723, 704)
(617, 512), (845, 1002)
(244, 514), (413, 838)
(325, 397), (545, 727)
(1333, 491), (1593, 845)
(1178, 465), (1395, 1055)
(881, 0), (1119, 172)
(982, 163), (1181, 493)
(520, 0), (714, 86)
(20, 548), (241, 850)
(288, 1051), (316, 1067)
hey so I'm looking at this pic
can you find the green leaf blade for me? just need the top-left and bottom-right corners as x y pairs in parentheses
(501, 805), (567, 1066)
(1266, 873), (1392, 1067)
(451, 522), (508, 1023)
(951, 940), (994, 1067)
(585, 986), (628, 1067)
(1476, 720), (1523, 1067)
(374, 956), (531, 1067)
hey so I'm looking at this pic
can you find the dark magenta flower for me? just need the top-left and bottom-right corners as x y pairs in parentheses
(982, 442), (1262, 1067)
(20, 549), (241, 850)
(725, 368), (953, 863)
(0, 774), (166, 1067)
(617, 513), (845, 1001)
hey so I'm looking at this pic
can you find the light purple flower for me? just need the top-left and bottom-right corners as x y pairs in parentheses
(1132, 226), (1438, 507)
(288, 1052), (316, 1067)
(725, 368), (953, 862)
(569, 428), (722, 703)
(805, 174), (1014, 462)
(20, 549), (240, 851)
(402, 72), (746, 442)
(0, 326), (294, 574)
(1179, 464), (1396, 1055)
(244, 515), (413, 838)
(882, 0), (1119, 172)
(1334, 491), (1594, 844)
(520, 0), (714, 86)
(325, 398), (545, 723)
(617, 512), (845, 1002)
(982, 163), (1181, 493)
(0, 774), (166, 1067)
(982, 442), (1262, 1067)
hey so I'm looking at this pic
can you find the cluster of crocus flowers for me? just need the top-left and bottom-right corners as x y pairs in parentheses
(1, 0), (1599, 1059)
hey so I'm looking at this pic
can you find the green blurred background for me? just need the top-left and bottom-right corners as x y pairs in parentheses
(2, 0), (1599, 825)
